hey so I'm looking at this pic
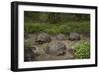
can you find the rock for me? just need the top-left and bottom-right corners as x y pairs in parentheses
(69, 32), (80, 41)
(35, 33), (51, 44)
(24, 47), (36, 61)
(45, 41), (66, 56)
(56, 34), (66, 40)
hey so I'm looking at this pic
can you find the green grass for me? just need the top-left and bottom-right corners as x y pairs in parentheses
(74, 40), (90, 59)
(24, 21), (90, 34)
(24, 39), (33, 48)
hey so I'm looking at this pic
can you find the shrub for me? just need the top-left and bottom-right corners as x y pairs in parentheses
(74, 40), (90, 59)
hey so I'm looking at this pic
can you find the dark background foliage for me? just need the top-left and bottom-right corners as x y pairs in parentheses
(24, 11), (90, 34)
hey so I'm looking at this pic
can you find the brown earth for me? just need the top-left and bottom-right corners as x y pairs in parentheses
(24, 33), (89, 61)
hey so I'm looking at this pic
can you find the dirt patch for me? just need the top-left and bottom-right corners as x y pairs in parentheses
(24, 33), (89, 62)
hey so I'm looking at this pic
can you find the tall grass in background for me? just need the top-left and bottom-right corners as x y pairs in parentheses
(24, 21), (90, 34)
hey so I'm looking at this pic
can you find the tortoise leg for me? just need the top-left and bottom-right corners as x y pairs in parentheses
(57, 51), (66, 56)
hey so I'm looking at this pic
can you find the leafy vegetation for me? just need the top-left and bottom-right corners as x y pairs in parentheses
(24, 11), (90, 34)
(24, 21), (90, 34)
(74, 40), (90, 59)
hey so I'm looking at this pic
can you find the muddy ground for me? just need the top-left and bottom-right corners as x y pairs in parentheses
(24, 33), (90, 61)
